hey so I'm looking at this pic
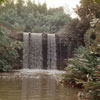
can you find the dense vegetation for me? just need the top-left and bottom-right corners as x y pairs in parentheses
(0, 0), (22, 71)
(60, 0), (100, 45)
(0, 0), (72, 71)
(0, 0), (71, 33)
(0, 26), (22, 72)
(62, 0), (100, 100)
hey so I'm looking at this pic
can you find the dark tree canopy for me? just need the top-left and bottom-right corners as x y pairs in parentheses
(0, 0), (7, 4)
(62, 0), (100, 45)
(0, 0), (72, 33)
(75, 0), (100, 22)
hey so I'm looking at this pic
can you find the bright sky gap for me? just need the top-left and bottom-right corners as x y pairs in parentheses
(28, 0), (80, 18)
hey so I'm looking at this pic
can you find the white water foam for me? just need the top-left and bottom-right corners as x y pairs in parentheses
(18, 69), (65, 76)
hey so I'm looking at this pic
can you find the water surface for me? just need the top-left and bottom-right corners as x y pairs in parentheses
(0, 70), (81, 100)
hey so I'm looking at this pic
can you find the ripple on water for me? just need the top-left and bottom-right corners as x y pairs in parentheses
(0, 69), (81, 100)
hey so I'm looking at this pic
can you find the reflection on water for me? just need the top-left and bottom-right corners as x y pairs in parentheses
(0, 70), (79, 100)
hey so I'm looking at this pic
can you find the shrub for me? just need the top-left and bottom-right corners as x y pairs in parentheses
(0, 27), (23, 72)
(62, 46), (99, 87)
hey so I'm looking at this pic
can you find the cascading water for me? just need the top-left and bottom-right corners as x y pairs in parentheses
(23, 33), (57, 70)
(23, 33), (43, 69)
(29, 33), (43, 69)
(47, 34), (57, 70)
(23, 32), (29, 69)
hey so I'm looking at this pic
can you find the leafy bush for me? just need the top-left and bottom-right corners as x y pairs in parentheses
(62, 46), (99, 87)
(85, 65), (100, 100)
(86, 82), (100, 100)
(72, 47), (98, 75)
(0, 27), (22, 72)
(62, 46), (100, 99)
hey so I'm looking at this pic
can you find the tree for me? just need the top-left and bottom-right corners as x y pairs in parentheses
(62, 0), (100, 46)
(0, 0), (72, 33)
(75, 0), (100, 22)
(0, 0), (23, 72)
(0, 0), (7, 4)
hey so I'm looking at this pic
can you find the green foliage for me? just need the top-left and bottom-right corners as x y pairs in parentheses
(0, 0), (7, 4)
(69, 47), (98, 75)
(63, 0), (100, 45)
(63, 18), (100, 99)
(86, 82), (100, 100)
(84, 18), (100, 54)
(0, 27), (22, 72)
(62, 47), (98, 87)
(85, 63), (100, 100)
(85, 65), (100, 99)
(62, 0), (100, 99)
(75, 0), (100, 21)
(83, 17), (100, 100)
(0, 0), (71, 33)
(96, 0), (100, 5)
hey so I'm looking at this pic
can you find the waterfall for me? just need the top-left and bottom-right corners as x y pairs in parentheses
(23, 32), (29, 69)
(23, 33), (43, 69)
(47, 34), (57, 70)
(29, 33), (43, 69)
(23, 33), (57, 70)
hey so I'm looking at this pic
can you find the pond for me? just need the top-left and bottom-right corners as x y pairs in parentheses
(0, 70), (83, 100)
